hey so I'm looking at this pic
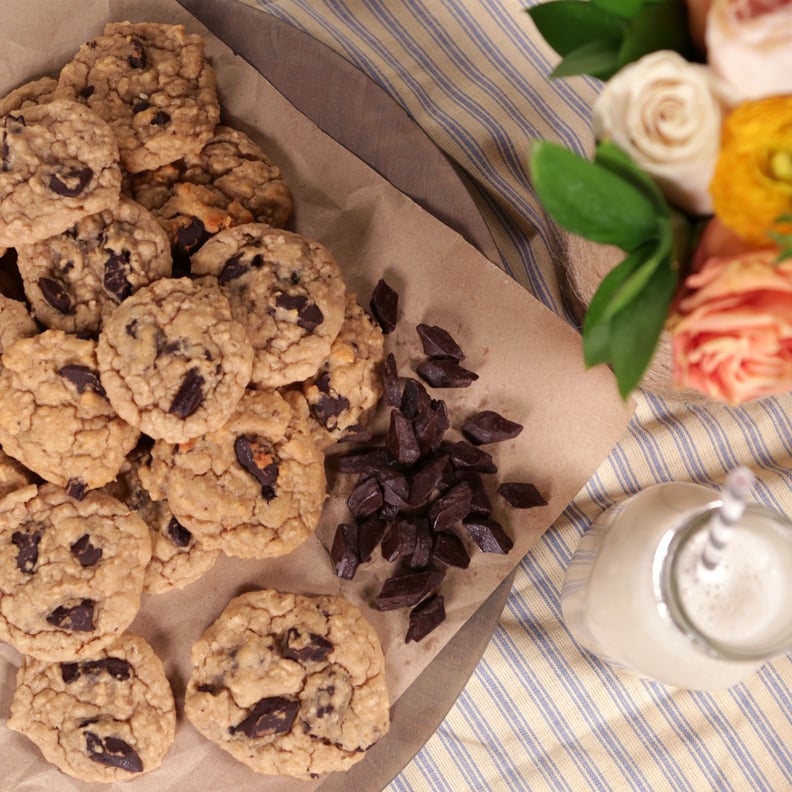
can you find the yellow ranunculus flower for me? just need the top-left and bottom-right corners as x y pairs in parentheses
(710, 95), (792, 244)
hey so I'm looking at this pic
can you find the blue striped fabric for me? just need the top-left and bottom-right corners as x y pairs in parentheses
(247, 2), (792, 789)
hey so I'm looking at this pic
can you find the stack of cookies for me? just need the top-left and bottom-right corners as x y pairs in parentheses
(0, 20), (390, 783)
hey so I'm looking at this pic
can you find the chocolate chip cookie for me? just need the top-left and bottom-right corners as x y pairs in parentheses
(0, 75), (58, 116)
(96, 276), (253, 443)
(0, 483), (151, 661)
(16, 197), (172, 335)
(0, 293), (38, 355)
(190, 224), (347, 388)
(0, 99), (122, 247)
(56, 22), (220, 174)
(104, 441), (219, 593)
(145, 388), (326, 559)
(0, 329), (140, 492)
(7, 633), (176, 782)
(302, 293), (385, 448)
(184, 588), (390, 779)
(129, 124), (293, 269)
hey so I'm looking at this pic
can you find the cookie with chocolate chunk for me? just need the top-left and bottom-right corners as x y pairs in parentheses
(16, 197), (172, 335)
(145, 388), (326, 559)
(184, 588), (390, 779)
(129, 125), (293, 269)
(302, 293), (385, 448)
(190, 224), (346, 388)
(0, 483), (151, 661)
(96, 276), (253, 443)
(0, 99), (122, 247)
(7, 633), (175, 782)
(0, 329), (139, 491)
(55, 22), (220, 174)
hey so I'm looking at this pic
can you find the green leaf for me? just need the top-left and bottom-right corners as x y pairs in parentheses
(530, 140), (660, 250)
(551, 39), (622, 80)
(590, 0), (644, 18)
(526, 1), (626, 57)
(593, 142), (669, 216)
(619, 0), (696, 66)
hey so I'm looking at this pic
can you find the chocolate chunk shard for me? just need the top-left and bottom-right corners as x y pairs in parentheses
(166, 517), (192, 547)
(370, 278), (399, 334)
(67, 478), (88, 500)
(498, 482), (548, 508)
(347, 476), (383, 519)
(85, 732), (143, 773)
(132, 99), (150, 114)
(428, 481), (473, 531)
(357, 515), (386, 563)
(70, 534), (102, 567)
(310, 373), (350, 426)
(48, 166), (93, 197)
(381, 353), (401, 406)
(58, 365), (106, 396)
(276, 293), (324, 331)
(386, 410), (420, 465)
(11, 527), (43, 574)
(417, 359), (478, 388)
(39, 276), (73, 314)
(282, 628), (333, 663)
(381, 518), (417, 562)
(432, 531), (470, 569)
(46, 599), (95, 631)
(376, 468), (410, 510)
(219, 253), (250, 284)
(400, 378), (431, 420)
(150, 110), (170, 126)
(409, 517), (433, 569)
(463, 516), (513, 554)
(168, 367), (205, 418)
(413, 398), (450, 455)
(406, 593), (446, 642)
(461, 410), (523, 445)
(375, 568), (444, 610)
(446, 441), (497, 473)
(103, 249), (132, 301)
(455, 471), (493, 516)
(234, 437), (279, 500)
(336, 448), (391, 475)
(416, 324), (465, 361)
(230, 696), (299, 738)
(331, 522), (359, 579)
(62, 657), (133, 684)
(409, 454), (449, 508)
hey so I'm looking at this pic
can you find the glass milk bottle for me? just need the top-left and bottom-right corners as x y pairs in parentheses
(561, 475), (792, 689)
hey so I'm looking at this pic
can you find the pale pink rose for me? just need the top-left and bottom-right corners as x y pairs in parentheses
(668, 247), (792, 404)
(706, 0), (792, 102)
(592, 51), (728, 215)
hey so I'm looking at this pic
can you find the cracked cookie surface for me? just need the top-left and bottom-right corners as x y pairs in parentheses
(0, 483), (151, 661)
(0, 99), (122, 247)
(145, 388), (326, 559)
(184, 588), (390, 779)
(16, 197), (172, 335)
(96, 276), (253, 443)
(7, 633), (175, 782)
(55, 22), (220, 174)
(0, 329), (140, 491)
(190, 224), (346, 388)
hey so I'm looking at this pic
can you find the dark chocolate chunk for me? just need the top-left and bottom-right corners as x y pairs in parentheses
(409, 517), (433, 569)
(446, 441), (497, 473)
(428, 480), (473, 532)
(174, 217), (210, 273)
(39, 276), (73, 314)
(386, 410), (420, 465)
(58, 365), (106, 396)
(375, 568), (444, 610)
(275, 293), (324, 331)
(463, 516), (514, 554)
(337, 424), (373, 443)
(48, 166), (93, 197)
(127, 37), (147, 69)
(381, 353), (401, 407)
(234, 437), (279, 501)
(46, 599), (95, 631)
(336, 448), (392, 475)
(67, 478), (88, 500)
(376, 468), (410, 510)
(408, 454), (449, 508)
(406, 593), (446, 642)
(103, 249), (132, 301)
(219, 253), (249, 284)
(85, 732), (143, 773)
(498, 482), (548, 508)
(432, 531), (470, 568)
(416, 324), (465, 361)
(79, 85), (95, 99)
(331, 522), (359, 579)
(370, 278), (399, 334)
(380, 518), (417, 562)
(357, 515), (386, 563)
(125, 319), (138, 338)
(310, 373), (350, 426)
(150, 110), (170, 126)
(400, 378), (431, 420)
(70, 534), (102, 567)
(346, 476), (383, 519)
(455, 471), (492, 516)
(11, 527), (43, 574)
(132, 99), (150, 114)
(417, 359), (478, 388)
(197, 683), (221, 695)
(412, 398), (450, 455)
(282, 628), (333, 663)
(166, 517), (192, 547)
(461, 410), (523, 445)
(168, 368), (205, 418)
(230, 696), (299, 738)
(62, 657), (133, 684)
(60, 662), (79, 684)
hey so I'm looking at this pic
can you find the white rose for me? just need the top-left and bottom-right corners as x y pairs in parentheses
(592, 50), (727, 215)
(706, 0), (792, 102)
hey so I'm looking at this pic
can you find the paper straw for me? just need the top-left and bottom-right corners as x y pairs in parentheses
(699, 466), (755, 572)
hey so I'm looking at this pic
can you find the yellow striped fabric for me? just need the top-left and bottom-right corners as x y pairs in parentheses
(246, 1), (792, 789)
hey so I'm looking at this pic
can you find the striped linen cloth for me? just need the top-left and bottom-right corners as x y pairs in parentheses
(247, 2), (792, 789)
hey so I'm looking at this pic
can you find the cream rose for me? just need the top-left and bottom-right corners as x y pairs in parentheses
(706, 0), (792, 102)
(592, 50), (727, 215)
